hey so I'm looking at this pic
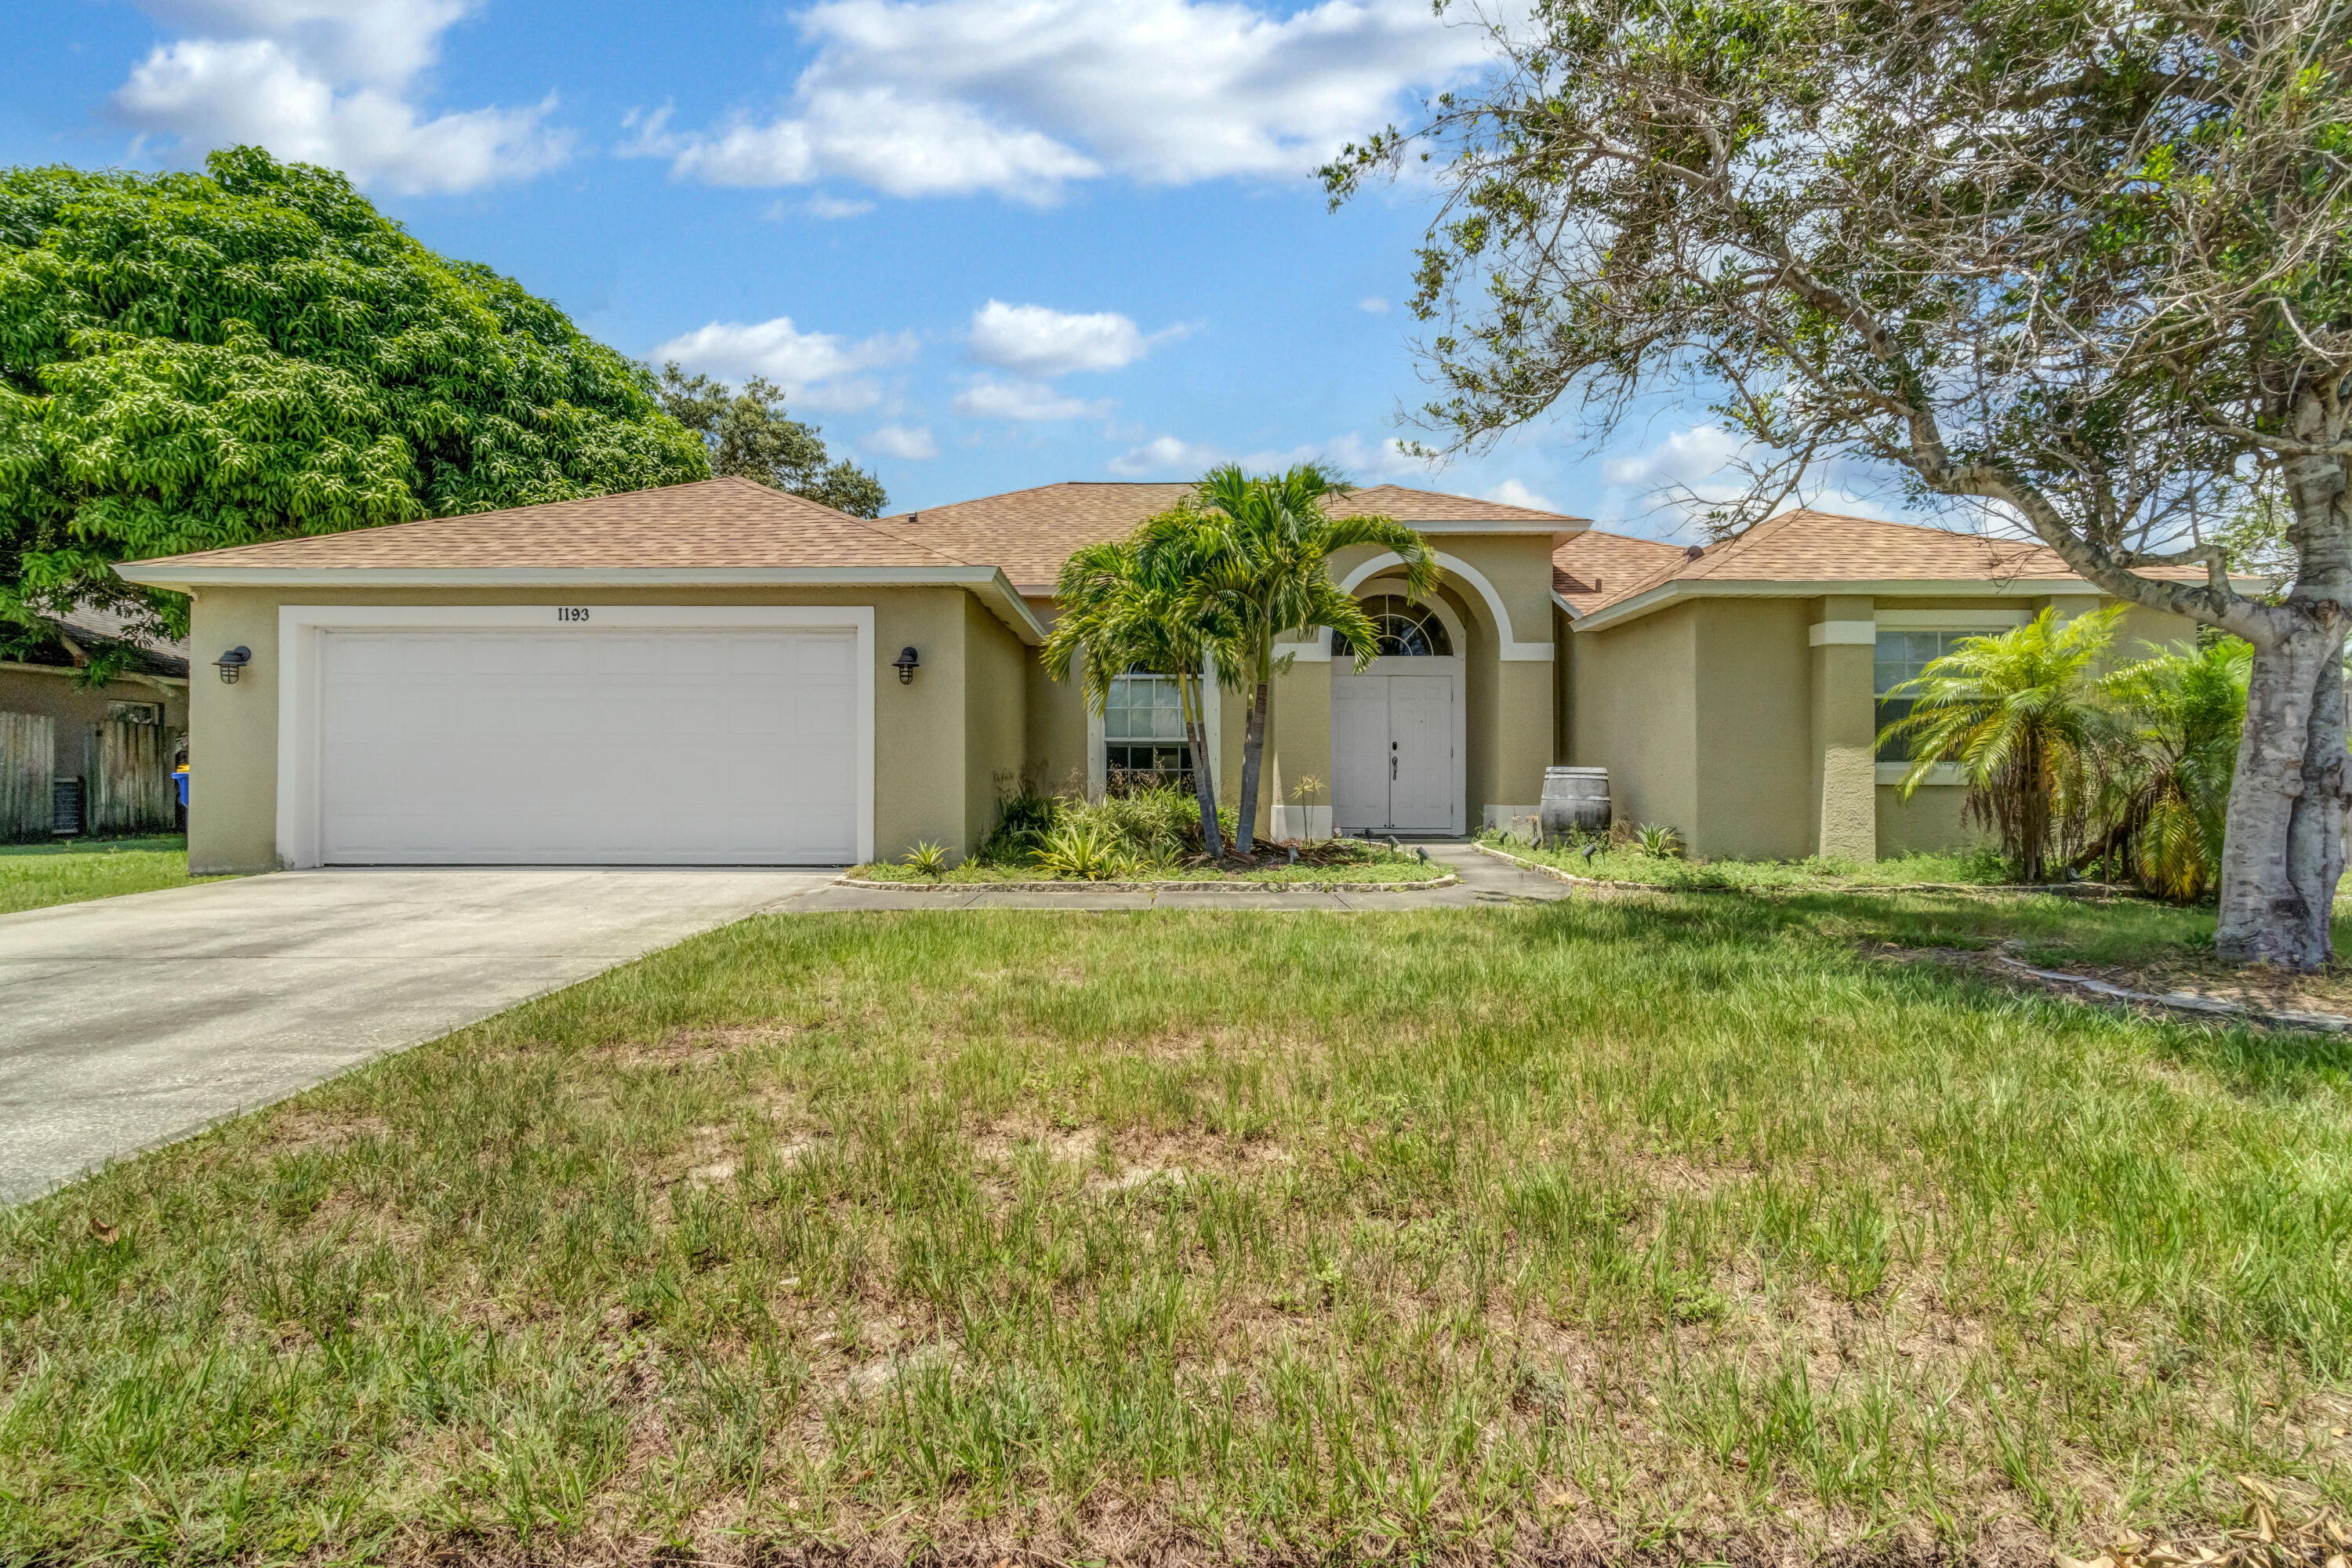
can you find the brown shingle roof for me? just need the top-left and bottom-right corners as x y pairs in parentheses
(125, 477), (968, 572)
(1570, 508), (2209, 622)
(1330, 484), (1584, 524)
(1551, 531), (1690, 616)
(882, 483), (1194, 590)
(120, 476), (1588, 588)
(885, 481), (1586, 590)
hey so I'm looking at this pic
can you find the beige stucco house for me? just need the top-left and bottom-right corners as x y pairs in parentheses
(111, 476), (2203, 874)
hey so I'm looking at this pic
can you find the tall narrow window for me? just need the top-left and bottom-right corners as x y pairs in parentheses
(1105, 672), (1190, 787)
(1874, 630), (1977, 761)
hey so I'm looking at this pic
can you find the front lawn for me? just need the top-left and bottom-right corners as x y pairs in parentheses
(0, 834), (220, 915)
(1485, 835), (2352, 1014)
(5, 900), (2348, 1565)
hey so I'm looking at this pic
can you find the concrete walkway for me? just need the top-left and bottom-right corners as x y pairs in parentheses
(0, 868), (829, 1203)
(765, 840), (1573, 911)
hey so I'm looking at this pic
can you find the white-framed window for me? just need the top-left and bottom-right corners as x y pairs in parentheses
(1104, 672), (1190, 786)
(1875, 630), (1980, 761)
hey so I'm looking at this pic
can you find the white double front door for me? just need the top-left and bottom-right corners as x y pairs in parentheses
(1331, 664), (1463, 834)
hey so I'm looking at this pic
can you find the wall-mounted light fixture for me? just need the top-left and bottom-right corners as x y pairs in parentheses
(893, 646), (920, 684)
(215, 646), (251, 684)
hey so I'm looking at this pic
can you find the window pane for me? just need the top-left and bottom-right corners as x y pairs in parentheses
(1875, 699), (1916, 763)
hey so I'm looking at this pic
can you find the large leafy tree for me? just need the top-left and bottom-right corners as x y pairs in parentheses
(1148, 465), (1436, 857)
(1042, 520), (1243, 855)
(0, 147), (710, 648)
(654, 364), (887, 518)
(1327, 0), (2352, 969)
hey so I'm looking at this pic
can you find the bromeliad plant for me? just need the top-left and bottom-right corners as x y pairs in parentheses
(1146, 464), (1437, 857)
(899, 841), (953, 878)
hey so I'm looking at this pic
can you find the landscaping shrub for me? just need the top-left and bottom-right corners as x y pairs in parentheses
(981, 782), (1251, 871)
(1029, 821), (1131, 880)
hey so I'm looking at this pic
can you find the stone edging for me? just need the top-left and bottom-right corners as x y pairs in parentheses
(1986, 954), (2352, 1033)
(834, 872), (1458, 894)
(1470, 840), (2136, 899)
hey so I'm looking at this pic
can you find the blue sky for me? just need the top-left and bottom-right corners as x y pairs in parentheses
(0, 0), (1892, 532)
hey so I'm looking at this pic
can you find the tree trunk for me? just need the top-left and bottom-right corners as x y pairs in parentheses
(2216, 622), (2348, 970)
(1181, 673), (1222, 858)
(1234, 677), (1270, 858)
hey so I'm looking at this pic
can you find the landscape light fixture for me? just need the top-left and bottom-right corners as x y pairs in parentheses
(894, 646), (920, 684)
(215, 646), (251, 684)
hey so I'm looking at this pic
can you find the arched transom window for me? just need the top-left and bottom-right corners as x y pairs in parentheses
(1359, 594), (1454, 657)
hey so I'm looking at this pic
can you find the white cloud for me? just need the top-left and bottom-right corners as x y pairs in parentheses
(112, 1), (570, 194)
(132, 1), (471, 85)
(1243, 430), (1435, 481)
(953, 377), (1109, 421)
(651, 0), (1491, 202)
(1601, 424), (1744, 490)
(653, 316), (918, 411)
(666, 89), (1098, 205)
(1359, 296), (1390, 315)
(1484, 478), (1555, 512)
(800, 192), (877, 220)
(865, 423), (938, 459)
(967, 299), (1184, 377)
(1109, 434), (1225, 476)
(1597, 423), (1915, 530)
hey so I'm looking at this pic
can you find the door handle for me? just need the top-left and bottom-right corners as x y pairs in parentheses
(1391, 755), (1397, 781)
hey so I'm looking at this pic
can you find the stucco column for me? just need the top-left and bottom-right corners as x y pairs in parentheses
(1809, 596), (1877, 862)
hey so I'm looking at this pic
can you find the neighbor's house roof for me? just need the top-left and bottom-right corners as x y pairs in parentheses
(111, 477), (1051, 644)
(1557, 509), (2234, 632)
(2, 600), (191, 683)
(884, 481), (1588, 594)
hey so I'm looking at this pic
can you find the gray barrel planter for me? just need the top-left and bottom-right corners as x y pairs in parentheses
(1540, 766), (1611, 838)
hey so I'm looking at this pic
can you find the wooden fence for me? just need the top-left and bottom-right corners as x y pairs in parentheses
(0, 711), (55, 842)
(89, 717), (179, 835)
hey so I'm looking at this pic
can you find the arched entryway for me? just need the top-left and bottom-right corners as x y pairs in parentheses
(1330, 590), (1466, 833)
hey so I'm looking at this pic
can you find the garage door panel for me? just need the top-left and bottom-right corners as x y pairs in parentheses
(318, 627), (861, 865)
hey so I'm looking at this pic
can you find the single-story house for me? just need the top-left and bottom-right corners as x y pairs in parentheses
(1, 603), (190, 839)
(111, 476), (2207, 874)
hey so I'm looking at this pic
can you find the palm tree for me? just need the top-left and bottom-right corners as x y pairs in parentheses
(2088, 637), (2251, 900)
(1042, 525), (1242, 856)
(1148, 464), (1437, 857)
(1879, 606), (2125, 882)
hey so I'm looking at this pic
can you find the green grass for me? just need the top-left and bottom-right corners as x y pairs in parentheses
(0, 834), (222, 915)
(5, 900), (2350, 1566)
(852, 845), (1447, 884)
(1485, 831), (2012, 890)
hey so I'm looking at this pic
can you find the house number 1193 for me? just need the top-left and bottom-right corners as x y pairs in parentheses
(554, 607), (590, 622)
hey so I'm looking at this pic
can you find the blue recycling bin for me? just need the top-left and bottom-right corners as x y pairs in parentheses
(174, 769), (189, 809)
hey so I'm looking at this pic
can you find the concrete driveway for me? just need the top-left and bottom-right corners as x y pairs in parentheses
(0, 868), (829, 1203)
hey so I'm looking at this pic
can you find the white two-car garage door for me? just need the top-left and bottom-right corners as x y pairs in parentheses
(317, 628), (859, 864)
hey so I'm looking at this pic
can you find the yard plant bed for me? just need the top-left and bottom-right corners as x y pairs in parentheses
(0, 834), (222, 915)
(5, 899), (2349, 1566)
(1479, 833), (2032, 892)
(850, 840), (1449, 887)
